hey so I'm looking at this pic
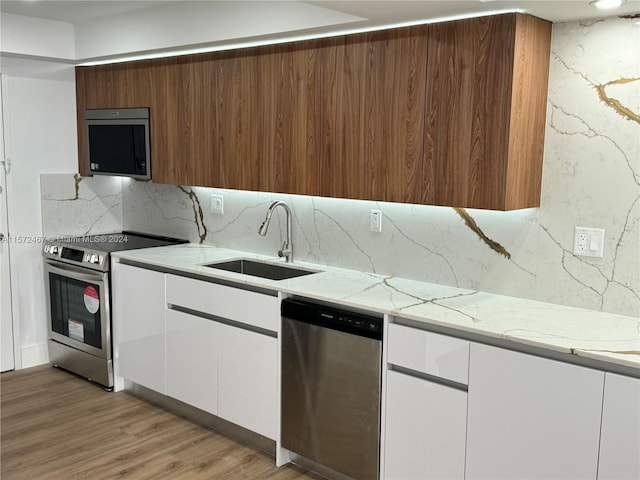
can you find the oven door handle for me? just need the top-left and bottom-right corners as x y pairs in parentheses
(44, 261), (107, 284)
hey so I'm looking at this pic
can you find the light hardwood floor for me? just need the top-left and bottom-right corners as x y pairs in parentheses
(1, 365), (323, 480)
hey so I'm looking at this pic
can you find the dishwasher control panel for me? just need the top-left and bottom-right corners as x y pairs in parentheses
(282, 298), (382, 340)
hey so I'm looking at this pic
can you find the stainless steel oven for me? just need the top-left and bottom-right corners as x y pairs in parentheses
(44, 259), (112, 387)
(43, 232), (187, 389)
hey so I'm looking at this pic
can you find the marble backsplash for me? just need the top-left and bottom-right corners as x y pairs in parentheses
(40, 16), (640, 318)
(41, 174), (122, 237)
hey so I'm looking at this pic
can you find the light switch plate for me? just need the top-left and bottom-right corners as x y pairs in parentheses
(370, 210), (382, 233)
(210, 194), (224, 215)
(573, 226), (604, 258)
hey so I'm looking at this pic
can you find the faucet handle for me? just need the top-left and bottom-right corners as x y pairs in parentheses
(278, 241), (292, 261)
(278, 241), (287, 258)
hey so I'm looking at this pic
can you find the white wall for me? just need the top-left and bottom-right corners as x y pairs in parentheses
(0, 13), (75, 60)
(1, 61), (78, 368)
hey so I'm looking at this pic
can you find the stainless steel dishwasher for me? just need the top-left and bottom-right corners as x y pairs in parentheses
(281, 298), (383, 480)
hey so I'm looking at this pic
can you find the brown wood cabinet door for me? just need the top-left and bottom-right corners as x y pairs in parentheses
(158, 55), (218, 186)
(212, 42), (320, 195)
(255, 42), (321, 196)
(504, 14), (550, 210)
(111, 61), (154, 108)
(214, 51), (259, 191)
(142, 59), (173, 185)
(424, 13), (550, 210)
(424, 14), (515, 210)
(320, 27), (427, 203)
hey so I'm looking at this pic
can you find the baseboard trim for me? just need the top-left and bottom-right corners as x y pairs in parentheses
(21, 342), (48, 369)
(125, 381), (276, 457)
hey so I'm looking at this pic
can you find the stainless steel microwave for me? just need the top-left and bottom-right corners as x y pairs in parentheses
(85, 108), (151, 180)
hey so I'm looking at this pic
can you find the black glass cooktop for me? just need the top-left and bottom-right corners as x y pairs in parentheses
(57, 231), (188, 253)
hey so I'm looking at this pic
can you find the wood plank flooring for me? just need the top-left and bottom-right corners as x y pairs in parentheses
(1, 365), (323, 480)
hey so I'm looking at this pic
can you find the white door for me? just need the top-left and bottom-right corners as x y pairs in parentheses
(0, 74), (15, 372)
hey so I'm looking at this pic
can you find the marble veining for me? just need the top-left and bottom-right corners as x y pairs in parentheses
(595, 77), (640, 123)
(72, 174), (82, 200)
(453, 207), (511, 259)
(177, 186), (208, 243)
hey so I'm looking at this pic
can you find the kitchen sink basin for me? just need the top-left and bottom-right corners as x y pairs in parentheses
(204, 259), (318, 281)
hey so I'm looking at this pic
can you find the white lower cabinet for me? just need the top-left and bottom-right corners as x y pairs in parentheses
(165, 273), (279, 440)
(112, 263), (166, 393)
(166, 309), (218, 415)
(384, 322), (469, 480)
(218, 323), (277, 439)
(165, 311), (277, 439)
(384, 370), (467, 480)
(115, 264), (637, 480)
(465, 343), (605, 480)
(598, 373), (640, 480)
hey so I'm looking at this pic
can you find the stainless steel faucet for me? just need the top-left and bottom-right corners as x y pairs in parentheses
(258, 201), (293, 263)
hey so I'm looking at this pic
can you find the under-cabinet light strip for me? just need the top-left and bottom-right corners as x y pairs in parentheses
(77, 8), (523, 66)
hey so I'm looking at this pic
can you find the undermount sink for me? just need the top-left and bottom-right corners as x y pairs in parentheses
(204, 259), (318, 281)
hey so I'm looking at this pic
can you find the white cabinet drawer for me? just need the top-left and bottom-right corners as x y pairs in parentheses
(387, 322), (470, 385)
(166, 274), (279, 332)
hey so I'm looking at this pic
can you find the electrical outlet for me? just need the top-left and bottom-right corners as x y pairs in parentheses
(210, 194), (224, 215)
(574, 227), (604, 258)
(370, 210), (382, 233)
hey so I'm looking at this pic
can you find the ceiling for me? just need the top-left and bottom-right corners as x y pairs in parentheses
(1, 0), (639, 66)
(2, 0), (639, 25)
(0, 1), (170, 23)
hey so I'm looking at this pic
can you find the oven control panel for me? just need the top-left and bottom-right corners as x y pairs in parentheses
(43, 244), (106, 271)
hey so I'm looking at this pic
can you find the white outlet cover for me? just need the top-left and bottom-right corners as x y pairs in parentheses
(210, 194), (224, 215)
(573, 226), (604, 258)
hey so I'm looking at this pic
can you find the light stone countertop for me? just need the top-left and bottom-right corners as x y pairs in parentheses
(113, 243), (640, 373)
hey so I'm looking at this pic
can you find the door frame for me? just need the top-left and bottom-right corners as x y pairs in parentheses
(1, 73), (19, 371)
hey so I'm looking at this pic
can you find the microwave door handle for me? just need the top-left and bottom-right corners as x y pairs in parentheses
(45, 262), (106, 284)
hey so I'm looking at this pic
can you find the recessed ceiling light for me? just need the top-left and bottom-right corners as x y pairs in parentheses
(590, 0), (624, 9)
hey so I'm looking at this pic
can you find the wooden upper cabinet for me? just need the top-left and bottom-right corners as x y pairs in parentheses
(254, 42), (321, 196)
(213, 51), (259, 191)
(215, 41), (321, 195)
(75, 14), (550, 210)
(76, 44), (321, 194)
(424, 13), (551, 210)
(160, 55), (219, 186)
(320, 27), (427, 203)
